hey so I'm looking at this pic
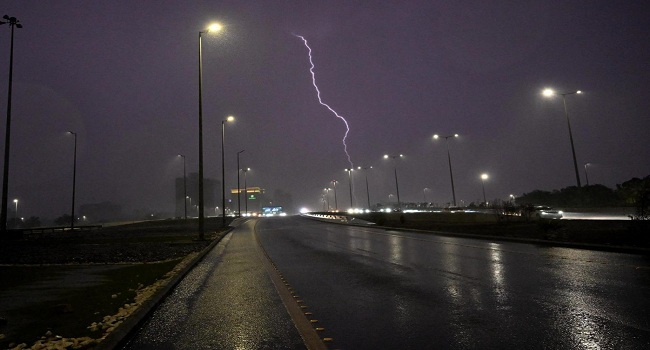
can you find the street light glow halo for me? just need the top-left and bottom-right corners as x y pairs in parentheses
(481, 173), (489, 180)
(226, 115), (235, 122)
(542, 88), (555, 97)
(207, 23), (223, 33)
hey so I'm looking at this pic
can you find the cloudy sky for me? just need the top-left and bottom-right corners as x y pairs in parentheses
(2, 1), (649, 218)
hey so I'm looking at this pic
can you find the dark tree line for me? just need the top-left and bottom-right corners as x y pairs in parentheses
(517, 175), (650, 217)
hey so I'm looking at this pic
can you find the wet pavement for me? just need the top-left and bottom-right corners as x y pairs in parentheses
(120, 216), (650, 349)
(121, 219), (306, 349)
(256, 216), (650, 349)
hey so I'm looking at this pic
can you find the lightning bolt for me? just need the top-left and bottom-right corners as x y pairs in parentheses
(294, 34), (354, 169)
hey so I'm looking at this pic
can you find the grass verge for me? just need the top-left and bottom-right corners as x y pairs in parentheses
(0, 260), (179, 349)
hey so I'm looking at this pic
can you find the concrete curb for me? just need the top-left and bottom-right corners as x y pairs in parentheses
(300, 214), (650, 256)
(94, 228), (233, 350)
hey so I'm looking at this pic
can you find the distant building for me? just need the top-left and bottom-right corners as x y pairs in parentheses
(175, 172), (219, 218)
(230, 186), (266, 215)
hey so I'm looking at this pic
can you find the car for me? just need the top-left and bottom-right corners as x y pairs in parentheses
(534, 206), (563, 219)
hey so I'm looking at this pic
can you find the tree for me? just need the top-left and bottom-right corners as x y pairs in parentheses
(24, 216), (41, 228)
(617, 176), (650, 220)
(54, 214), (74, 226)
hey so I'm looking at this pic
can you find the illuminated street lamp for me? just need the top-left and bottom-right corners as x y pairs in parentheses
(1, 15), (22, 233)
(236, 150), (245, 217)
(423, 187), (430, 203)
(584, 162), (591, 186)
(480, 173), (489, 205)
(433, 134), (459, 206)
(384, 154), (404, 209)
(197, 21), (223, 239)
(12, 199), (17, 220)
(344, 168), (354, 209)
(178, 154), (187, 220)
(68, 131), (78, 230)
(331, 180), (339, 211)
(221, 115), (235, 226)
(357, 166), (373, 209)
(542, 88), (583, 187)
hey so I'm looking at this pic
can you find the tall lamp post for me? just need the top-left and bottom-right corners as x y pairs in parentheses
(236, 150), (245, 217)
(480, 173), (489, 206)
(357, 166), (372, 209)
(542, 88), (583, 187)
(584, 162), (591, 186)
(197, 22), (223, 239)
(178, 154), (187, 220)
(242, 167), (250, 216)
(1, 15), (22, 233)
(383, 154), (404, 210)
(433, 134), (459, 206)
(423, 187), (430, 203)
(344, 168), (354, 209)
(331, 180), (339, 211)
(68, 131), (77, 230)
(12, 199), (17, 221)
(221, 116), (235, 226)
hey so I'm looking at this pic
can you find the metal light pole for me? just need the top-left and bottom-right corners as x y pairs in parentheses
(584, 162), (591, 186)
(331, 180), (338, 211)
(357, 166), (372, 209)
(221, 116), (234, 226)
(178, 154), (187, 220)
(423, 187), (430, 203)
(433, 134), (459, 206)
(68, 132), (77, 230)
(480, 173), (489, 206)
(12, 199), (17, 221)
(344, 168), (354, 209)
(1, 15), (22, 233)
(236, 150), (245, 217)
(242, 167), (250, 216)
(197, 23), (222, 239)
(383, 154), (404, 210)
(543, 88), (583, 187)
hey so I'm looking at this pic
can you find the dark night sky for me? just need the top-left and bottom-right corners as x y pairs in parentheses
(2, 1), (649, 219)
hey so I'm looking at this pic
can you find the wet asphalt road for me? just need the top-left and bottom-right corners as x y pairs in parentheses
(256, 216), (650, 349)
(121, 219), (306, 349)
(124, 216), (650, 349)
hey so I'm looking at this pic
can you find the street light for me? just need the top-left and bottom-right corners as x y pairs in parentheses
(221, 115), (235, 226)
(383, 154), (404, 210)
(1, 15), (22, 233)
(584, 162), (591, 186)
(480, 173), (489, 206)
(68, 131), (77, 230)
(12, 199), (17, 221)
(331, 180), (339, 211)
(178, 154), (187, 220)
(542, 88), (583, 187)
(197, 22), (223, 239)
(344, 168), (354, 209)
(423, 187), (430, 203)
(242, 167), (250, 216)
(236, 150), (245, 217)
(433, 134), (459, 206)
(357, 166), (373, 209)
